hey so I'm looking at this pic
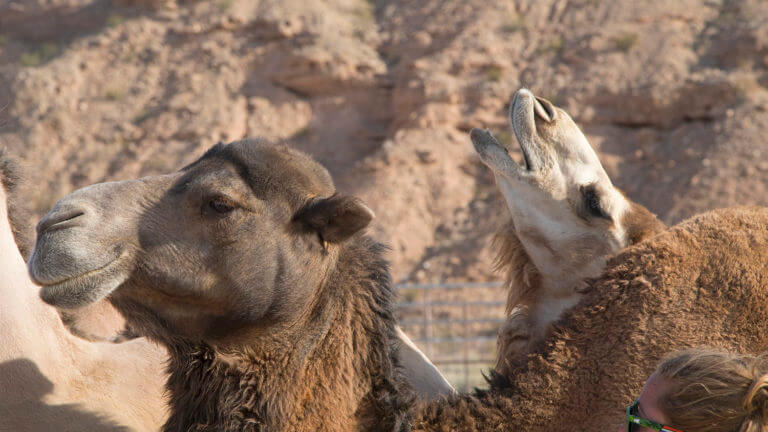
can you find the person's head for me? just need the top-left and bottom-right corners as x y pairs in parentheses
(619, 348), (768, 432)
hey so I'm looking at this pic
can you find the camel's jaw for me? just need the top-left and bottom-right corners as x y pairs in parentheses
(30, 243), (131, 309)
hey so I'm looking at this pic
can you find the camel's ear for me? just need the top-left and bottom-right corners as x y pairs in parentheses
(294, 194), (375, 244)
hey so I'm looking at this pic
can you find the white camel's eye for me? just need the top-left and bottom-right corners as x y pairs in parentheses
(581, 184), (610, 220)
(586, 190), (601, 214)
(208, 198), (235, 214)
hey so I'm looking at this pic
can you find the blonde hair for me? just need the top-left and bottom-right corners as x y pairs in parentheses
(655, 349), (768, 432)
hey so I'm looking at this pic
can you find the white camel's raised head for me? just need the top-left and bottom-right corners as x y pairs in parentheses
(471, 89), (664, 371)
(473, 88), (632, 294)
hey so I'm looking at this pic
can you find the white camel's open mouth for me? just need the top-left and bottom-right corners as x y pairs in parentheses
(510, 90), (538, 171)
(470, 89), (560, 180)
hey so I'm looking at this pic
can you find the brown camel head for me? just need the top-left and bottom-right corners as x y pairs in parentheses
(29, 140), (375, 345)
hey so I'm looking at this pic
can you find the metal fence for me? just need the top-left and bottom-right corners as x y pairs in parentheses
(395, 281), (506, 391)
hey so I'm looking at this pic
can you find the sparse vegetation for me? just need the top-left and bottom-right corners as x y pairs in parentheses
(0, 35), (8, 48)
(105, 89), (124, 101)
(107, 14), (124, 28)
(216, 0), (233, 12)
(537, 36), (564, 55)
(133, 107), (155, 124)
(20, 53), (41, 67)
(19, 42), (59, 67)
(612, 32), (638, 53)
(122, 50), (138, 63)
(484, 65), (503, 82)
(501, 16), (526, 33)
(716, 9), (739, 26)
(350, 0), (376, 40)
(737, 58), (752, 70)
(733, 72), (761, 100)
(116, 136), (130, 150)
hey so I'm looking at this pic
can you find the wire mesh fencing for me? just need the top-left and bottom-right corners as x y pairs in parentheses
(395, 281), (506, 392)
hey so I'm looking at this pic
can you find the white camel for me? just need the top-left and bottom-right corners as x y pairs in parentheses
(471, 89), (664, 374)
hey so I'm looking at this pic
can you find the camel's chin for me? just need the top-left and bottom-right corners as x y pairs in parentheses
(37, 254), (130, 309)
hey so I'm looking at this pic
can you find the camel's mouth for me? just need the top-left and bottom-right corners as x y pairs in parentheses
(33, 249), (130, 309)
(470, 88), (562, 182)
(510, 89), (555, 172)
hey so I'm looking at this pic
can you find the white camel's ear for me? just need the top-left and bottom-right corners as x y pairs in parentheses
(294, 194), (375, 243)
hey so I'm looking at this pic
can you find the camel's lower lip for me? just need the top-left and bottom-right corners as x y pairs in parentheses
(34, 249), (126, 287)
(37, 250), (130, 309)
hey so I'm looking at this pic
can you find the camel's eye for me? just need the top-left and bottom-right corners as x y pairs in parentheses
(581, 184), (610, 220)
(208, 197), (235, 215)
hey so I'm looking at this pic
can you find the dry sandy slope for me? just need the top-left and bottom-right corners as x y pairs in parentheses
(1, 0), (768, 286)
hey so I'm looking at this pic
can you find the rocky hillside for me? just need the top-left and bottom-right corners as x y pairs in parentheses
(1, 0), (767, 283)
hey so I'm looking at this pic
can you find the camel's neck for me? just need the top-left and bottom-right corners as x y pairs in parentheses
(162, 237), (412, 432)
(497, 199), (665, 309)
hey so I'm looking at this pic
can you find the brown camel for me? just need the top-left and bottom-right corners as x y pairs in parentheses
(413, 206), (768, 431)
(0, 149), (168, 431)
(29, 140), (414, 432)
(471, 88), (665, 374)
(28, 138), (768, 431)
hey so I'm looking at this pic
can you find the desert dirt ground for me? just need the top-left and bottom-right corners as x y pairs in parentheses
(2, 0), (768, 390)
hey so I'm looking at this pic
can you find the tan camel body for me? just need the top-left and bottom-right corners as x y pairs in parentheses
(0, 167), (168, 431)
(413, 206), (768, 431)
(471, 89), (664, 374)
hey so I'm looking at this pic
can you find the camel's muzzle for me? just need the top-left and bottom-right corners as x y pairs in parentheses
(510, 89), (556, 172)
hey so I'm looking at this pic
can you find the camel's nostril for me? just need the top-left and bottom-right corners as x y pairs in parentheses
(37, 209), (86, 234)
(534, 97), (556, 122)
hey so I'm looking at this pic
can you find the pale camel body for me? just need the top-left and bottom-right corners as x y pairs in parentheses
(471, 89), (663, 374)
(0, 174), (168, 431)
(413, 206), (768, 431)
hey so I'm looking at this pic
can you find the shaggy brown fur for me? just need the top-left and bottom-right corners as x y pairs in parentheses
(115, 144), (415, 431)
(492, 199), (665, 312)
(621, 200), (666, 245)
(492, 219), (542, 318)
(415, 207), (768, 430)
(148, 236), (414, 432)
(492, 196), (665, 372)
